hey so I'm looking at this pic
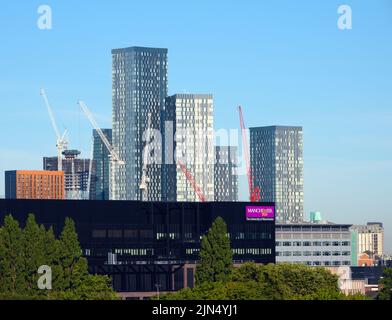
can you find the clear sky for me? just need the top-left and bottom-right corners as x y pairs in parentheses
(0, 1), (391, 251)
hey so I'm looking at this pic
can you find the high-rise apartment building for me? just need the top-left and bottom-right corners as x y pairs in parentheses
(214, 146), (238, 202)
(92, 129), (112, 200)
(250, 126), (304, 222)
(163, 94), (214, 202)
(43, 150), (95, 200)
(112, 46), (168, 201)
(350, 223), (384, 258)
(5, 170), (64, 200)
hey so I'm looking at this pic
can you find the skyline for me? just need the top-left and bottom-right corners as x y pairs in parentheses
(0, 1), (391, 250)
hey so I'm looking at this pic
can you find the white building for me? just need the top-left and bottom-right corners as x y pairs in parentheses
(350, 223), (384, 258)
(276, 222), (355, 267)
(162, 94), (214, 202)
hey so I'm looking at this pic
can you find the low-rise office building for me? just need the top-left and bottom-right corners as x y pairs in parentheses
(276, 222), (355, 267)
(0, 199), (275, 298)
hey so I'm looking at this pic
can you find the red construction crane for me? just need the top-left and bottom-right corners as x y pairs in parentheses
(238, 106), (261, 202)
(177, 160), (206, 202)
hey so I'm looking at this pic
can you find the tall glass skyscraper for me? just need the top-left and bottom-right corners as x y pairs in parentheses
(250, 126), (304, 222)
(112, 47), (168, 200)
(92, 129), (112, 200)
(214, 146), (238, 202)
(163, 94), (214, 202)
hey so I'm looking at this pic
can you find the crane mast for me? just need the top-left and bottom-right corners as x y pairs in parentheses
(178, 160), (206, 202)
(78, 100), (125, 200)
(40, 88), (68, 171)
(238, 106), (261, 202)
(140, 113), (152, 201)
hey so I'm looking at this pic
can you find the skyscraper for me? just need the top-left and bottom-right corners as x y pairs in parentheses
(250, 126), (304, 222)
(92, 129), (112, 200)
(112, 46), (168, 201)
(214, 146), (238, 202)
(43, 150), (95, 200)
(163, 94), (214, 202)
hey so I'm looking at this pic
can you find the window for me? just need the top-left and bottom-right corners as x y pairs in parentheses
(283, 242), (291, 247)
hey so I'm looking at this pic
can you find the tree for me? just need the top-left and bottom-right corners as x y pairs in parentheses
(0, 214), (119, 300)
(0, 215), (25, 294)
(160, 263), (367, 300)
(195, 217), (233, 285)
(22, 214), (47, 294)
(378, 268), (392, 300)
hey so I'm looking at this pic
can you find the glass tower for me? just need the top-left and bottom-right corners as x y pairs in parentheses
(214, 146), (238, 202)
(92, 129), (112, 200)
(250, 126), (304, 222)
(163, 94), (214, 202)
(112, 47), (168, 200)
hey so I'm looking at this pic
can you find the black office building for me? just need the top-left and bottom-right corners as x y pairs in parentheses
(0, 199), (275, 298)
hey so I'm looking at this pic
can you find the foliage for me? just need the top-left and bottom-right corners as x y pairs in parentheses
(378, 267), (392, 300)
(195, 217), (233, 285)
(0, 214), (119, 300)
(161, 263), (352, 300)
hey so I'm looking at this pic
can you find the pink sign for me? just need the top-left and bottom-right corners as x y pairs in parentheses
(246, 206), (275, 221)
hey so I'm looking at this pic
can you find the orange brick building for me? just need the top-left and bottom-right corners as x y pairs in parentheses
(5, 170), (65, 200)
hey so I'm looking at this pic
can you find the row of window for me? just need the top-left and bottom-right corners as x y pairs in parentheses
(276, 251), (351, 257)
(276, 241), (351, 247)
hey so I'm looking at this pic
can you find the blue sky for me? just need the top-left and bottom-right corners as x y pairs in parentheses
(0, 1), (391, 250)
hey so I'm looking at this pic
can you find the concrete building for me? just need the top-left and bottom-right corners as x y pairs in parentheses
(214, 146), (238, 202)
(162, 94), (214, 202)
(350, 223), (384, 258)
(250, 126), (304, 222)
(276, 222), (354, 267)
(112, 46), (168, 201)
(5, 170), (64, 200)
(92, 129), (112, 200)
(43, 150), (95, 200)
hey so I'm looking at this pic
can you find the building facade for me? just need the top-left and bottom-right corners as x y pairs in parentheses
(214, 146), (238, 202)
(276, 222), (354, 267)
(112, 46), (168, 201)
(250, 126), (304, 222)
(163, 94), (214, 202)
(43, 150), (95, 200)
(350, 223), (384, 258)
(0, 199), (275, 296)
(92, 129), (112, 200)
(5, 170), (64, 200)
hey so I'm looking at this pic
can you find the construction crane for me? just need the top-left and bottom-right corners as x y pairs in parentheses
(177, 160), (206, 202)
(78, 100), (125, 200)
(238, 106), (261, 202)
(40, 88), (68, 171)
(140, 113), (152, 201)
(87, 139), (94, 200)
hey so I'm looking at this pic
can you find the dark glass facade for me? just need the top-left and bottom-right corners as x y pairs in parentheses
(0, 199), (275, 293)
(92, 129), (112, 200)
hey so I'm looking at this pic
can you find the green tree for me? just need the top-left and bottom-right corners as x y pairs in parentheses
(22, 214), (47, 294)
(0, 214), (119, 300)
(0, 215), (26, 294)
(161, 263), (367, 301)
(195, 217), (233, 285)
(378, 268), (392, 300)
